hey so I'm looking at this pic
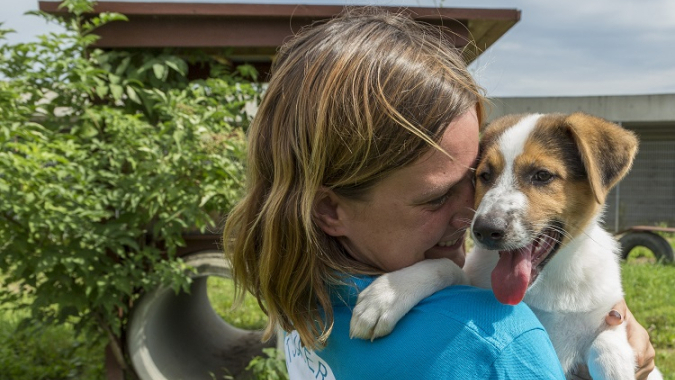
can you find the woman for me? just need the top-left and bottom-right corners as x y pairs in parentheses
(224, 9), (655, 379)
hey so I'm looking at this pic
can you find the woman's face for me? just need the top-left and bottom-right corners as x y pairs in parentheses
(338, 108), (479, 272)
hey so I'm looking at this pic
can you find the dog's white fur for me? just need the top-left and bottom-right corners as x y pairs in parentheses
(350, 113), (662, 380)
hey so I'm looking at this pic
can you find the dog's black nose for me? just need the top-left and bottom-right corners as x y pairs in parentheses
(473, 216), (506, 244)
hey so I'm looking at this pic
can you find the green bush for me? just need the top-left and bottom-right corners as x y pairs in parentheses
(0, 306), (105, 380)
(0, 0), (259, 365)
(245, 348), (289, 380)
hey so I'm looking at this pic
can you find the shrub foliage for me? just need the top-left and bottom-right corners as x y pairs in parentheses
(0, 0), (258, 351)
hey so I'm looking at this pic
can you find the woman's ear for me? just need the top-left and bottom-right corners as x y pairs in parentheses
(313, 187), (348, 237)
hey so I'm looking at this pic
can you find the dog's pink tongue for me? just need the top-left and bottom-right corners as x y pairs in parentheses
(491, 247), (532, 305)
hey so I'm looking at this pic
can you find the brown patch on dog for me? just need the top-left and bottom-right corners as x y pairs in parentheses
(559, 180), (601, 239)
(517, 135), (600, 244)
(564, 113), (638, 204)
(517, 139), (567, 219)
(474, 144), (505, 209)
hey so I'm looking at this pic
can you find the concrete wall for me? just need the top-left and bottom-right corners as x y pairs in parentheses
(487, 93), (675, 123)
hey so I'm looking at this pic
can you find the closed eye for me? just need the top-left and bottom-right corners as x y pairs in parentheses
(427, 192), (451, 207)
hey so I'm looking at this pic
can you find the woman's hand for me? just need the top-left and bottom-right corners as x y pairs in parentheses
(606, 300), (656, 380)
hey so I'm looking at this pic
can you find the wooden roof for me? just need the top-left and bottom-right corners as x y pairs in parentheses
(39, 2), (520, 65)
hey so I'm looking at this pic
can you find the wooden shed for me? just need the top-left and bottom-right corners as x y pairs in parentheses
(39, 1), (521, 79)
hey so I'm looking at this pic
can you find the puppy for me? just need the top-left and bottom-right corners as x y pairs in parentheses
(350, 113), (662, 380)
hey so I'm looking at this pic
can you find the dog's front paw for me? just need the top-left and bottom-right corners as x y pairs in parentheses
(350, 274), (407, 340)
(349, 258), (467, 341)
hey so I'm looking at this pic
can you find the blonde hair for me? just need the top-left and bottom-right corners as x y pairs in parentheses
(223, 9), (485, 349)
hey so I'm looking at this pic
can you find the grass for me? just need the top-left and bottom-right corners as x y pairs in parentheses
(206, 276), (268, 331)
(623, 248), (675, 378)
(0, 254), (672, 379)
(0, 306), (105, 380)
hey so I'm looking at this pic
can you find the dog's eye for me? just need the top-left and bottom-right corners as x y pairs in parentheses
(477, 171), (491, 183)
(533, 170), (554, 183)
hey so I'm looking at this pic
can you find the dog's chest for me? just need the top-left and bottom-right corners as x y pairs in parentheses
(531, 308), (606, 374)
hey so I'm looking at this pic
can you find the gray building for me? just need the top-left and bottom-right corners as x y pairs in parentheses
(487, 94), (675, 232)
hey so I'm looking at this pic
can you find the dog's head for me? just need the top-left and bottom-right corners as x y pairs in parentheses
(471, 112), (638, 305)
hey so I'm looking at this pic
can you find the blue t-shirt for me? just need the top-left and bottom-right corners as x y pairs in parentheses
(284, 276), (565, 379)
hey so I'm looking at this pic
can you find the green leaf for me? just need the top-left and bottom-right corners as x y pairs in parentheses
(95, 85), (109, 98)
(110, 84), (123, 100)
(115, 56), (131, 76)
(108, 73), (122, 85)
(165, 57), (188, 76)
(99, 12), (129, 24)
(126, 86), (141, 104)
(152, 63), (166, 80)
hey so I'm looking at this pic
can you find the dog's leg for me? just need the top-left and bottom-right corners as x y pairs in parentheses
(586, 325), (636, 380)
(349, 258), (468, 340)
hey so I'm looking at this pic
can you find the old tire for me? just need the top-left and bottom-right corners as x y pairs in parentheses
(126, 251), (277, 380)
(619, 231), (674, 263)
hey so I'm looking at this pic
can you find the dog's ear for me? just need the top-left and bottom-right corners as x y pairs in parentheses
(565, 112), (638, 205)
